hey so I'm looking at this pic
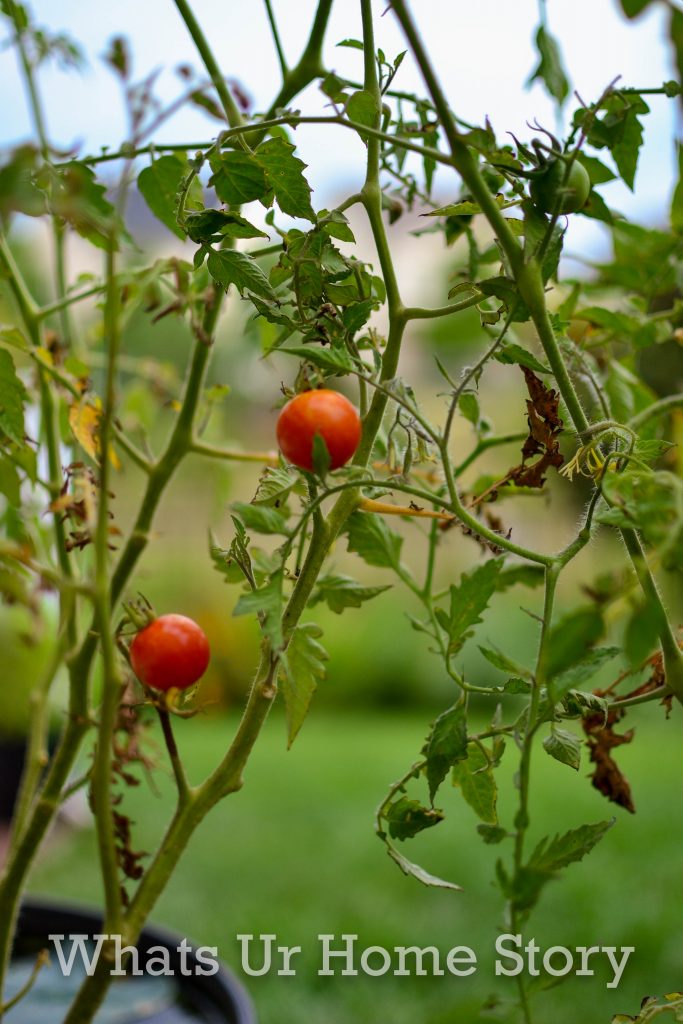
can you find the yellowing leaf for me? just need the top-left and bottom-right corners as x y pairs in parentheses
(68, 398), (121, 469)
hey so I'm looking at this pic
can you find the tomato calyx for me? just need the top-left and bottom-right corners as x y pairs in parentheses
(491, 126), (591, 216)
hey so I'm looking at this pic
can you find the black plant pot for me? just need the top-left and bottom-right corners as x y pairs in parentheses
(7, 899), (256, 1024)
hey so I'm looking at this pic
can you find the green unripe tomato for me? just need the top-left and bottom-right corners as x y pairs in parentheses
(529, 159), (591, 215)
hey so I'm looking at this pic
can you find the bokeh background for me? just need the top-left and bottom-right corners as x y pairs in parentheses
(1, 2), (682, 1022)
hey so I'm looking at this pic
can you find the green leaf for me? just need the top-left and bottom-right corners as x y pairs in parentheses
(543, 728), (581, 771)
(310, 573), (391, 614)
(254, 137), (315, 222)
(479, 645), (531, 679)
(185, 209), (268, 243)
(439, 558), (503, 656)
(280, 345), (354, 374)
(344, 511), (403, 570)
(618, 0), (654, 15)
(209, 527), (251, 585)
(493, 342), (551, 374)
(52, 161), (123, 249)
(495, 564), (545, 591)
(423, 704), (468, 803)
(345, 89), (379, 129)
(279, 622), (328, 746)
(385, 796), (444, 841)
(526, 24), (570, 105)
(599, 470), (683, 571)
(207, 249), (277, 300)
(501, 819), (614, 913)
(672, 143), (683, 234)
(138, 155), (192, 239)
(0, 349), (27, 445)
(458, 392), (480, 426)
(624, 598), (662, 666)
(385, 845), (462, 891)
(252, 466), (298, 507)
(231, 501), (290, 535)
(233, 571), (284, 649)
(529, 819), (615, 875)
(0, 457), (20, 506)
(477, 823), (508, 845)
(545, 607), (604, 678)
(562, 690), (608, 718)
(336, 37), (364, 50)
(452, 744), (498, 823)
(0, 326), (28, 351)
(0, 145), (46, 219)
(209, 149), (268, 205)
(549, 645), (620, 701)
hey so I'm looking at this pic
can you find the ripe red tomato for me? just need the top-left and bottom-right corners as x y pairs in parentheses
(276, 389), (361, 471)
(130, 614), (210, 692)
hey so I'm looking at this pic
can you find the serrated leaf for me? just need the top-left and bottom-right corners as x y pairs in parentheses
(423, 704), (468, 802)
(452, 744), (498, 823)
(310, 573), (391, 614)
(599, 470), (683, 571)
(233, 571), (283, 649)
(529, 819), (615, 874)
(254, 137), (315, 221)
(252, 466), (297, 507)
(440, 558), (503, 655)
(209, 149), (268, 205)
(385, 796), (444, 841)
(231, 501), (290, 535)
(185, 209), (268, 243)
(0, 349), (27, 445)
(279, 622), (328, 746)
(280, 344), (354, 374)
(543, 728), (581, 771)
(493, 343), (551, 374)
(138, 155), (194, 239)
(502, 819), (614, 913)
(207, 249), (277, 300)
(549, 645), (620, 701)
(385, 845), (462, 892)
(344, 511), (403, 570)
(209, 527), (250, 585)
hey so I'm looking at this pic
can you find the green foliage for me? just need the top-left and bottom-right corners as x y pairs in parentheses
(435, 558), (503, 656)
(452, 744), (498, 823)
(279, 623), (328, 746)
(423, 704), (468, 803)
(310, 573), (391, 614)
(344, 512), (403, 571)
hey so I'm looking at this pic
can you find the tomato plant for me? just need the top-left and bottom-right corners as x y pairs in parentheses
(0, 1), (680, 1022)
(276, 389), (362, 471)
(129, 614), (210, 692)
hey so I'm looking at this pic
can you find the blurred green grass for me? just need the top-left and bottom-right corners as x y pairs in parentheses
(27, 707), (683, 1024)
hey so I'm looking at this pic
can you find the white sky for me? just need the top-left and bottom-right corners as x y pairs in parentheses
(0, 0), (679, 259)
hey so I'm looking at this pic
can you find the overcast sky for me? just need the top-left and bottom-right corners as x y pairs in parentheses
(0, 0), (678, 259)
